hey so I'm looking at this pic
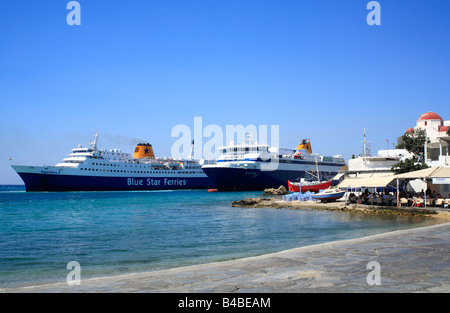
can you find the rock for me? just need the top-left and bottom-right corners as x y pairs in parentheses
(232, 197), (272, 207)
(263, 185), (287, 196)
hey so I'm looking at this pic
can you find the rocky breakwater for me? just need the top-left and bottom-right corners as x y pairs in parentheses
(232, 185), (287, 209)
(231, 197), (280, 208)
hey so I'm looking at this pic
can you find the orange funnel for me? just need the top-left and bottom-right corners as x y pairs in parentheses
(296, 139), (312, 154)
(133, 143), (155, 159)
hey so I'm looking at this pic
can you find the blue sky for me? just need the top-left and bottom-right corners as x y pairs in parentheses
(1, 0), (449, 184)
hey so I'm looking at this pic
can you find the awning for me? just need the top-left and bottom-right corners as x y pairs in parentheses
(332, 172), (346, 180)
(429, 167), (450, 178)
(337, 178), (359, 188)
(338, 167), (450, 189)
(395, 167), (440, 179)
(338, 174), (395, 188)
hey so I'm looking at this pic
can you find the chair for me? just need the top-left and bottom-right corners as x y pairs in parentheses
(415, 199), (424, 207)
(424, 199), (434, 207)
(435, 199), (444, 207)
(400, 198), (408, 207)
(444, 199), (450, 208)
(392, 198), (397, 207)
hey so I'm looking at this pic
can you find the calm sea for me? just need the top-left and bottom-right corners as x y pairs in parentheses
(0, 185), (435, 288)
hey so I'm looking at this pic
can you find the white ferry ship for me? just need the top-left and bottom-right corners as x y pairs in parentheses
(201, 135), (346, 191)
(12, 132), (215, 192)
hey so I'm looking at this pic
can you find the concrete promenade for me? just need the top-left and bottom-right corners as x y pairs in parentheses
(4, 221), (450, 293)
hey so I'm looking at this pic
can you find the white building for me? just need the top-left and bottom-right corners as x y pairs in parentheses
(406, 111), (450, 167)
(347, 149), (413, 177)
(347, 129), (413, 177)
(342, 112), (450, 197)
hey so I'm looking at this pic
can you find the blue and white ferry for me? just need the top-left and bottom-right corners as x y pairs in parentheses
(12, 132), (215, 192)
(201, 135), (346, 191)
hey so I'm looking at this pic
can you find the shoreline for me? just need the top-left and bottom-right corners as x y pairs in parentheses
(3, 216), (449, 292)
(232, 196), (450, 224)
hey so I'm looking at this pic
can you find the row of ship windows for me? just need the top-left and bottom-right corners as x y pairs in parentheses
(80, 168), (201, 174)
(88, 162), (200, 169)
(278, 159), (339, 166)
(223, 147), (268, 153)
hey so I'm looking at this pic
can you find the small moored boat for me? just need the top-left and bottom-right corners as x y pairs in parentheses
(287, 180), (332, 193)
(312, 188), (346, 202)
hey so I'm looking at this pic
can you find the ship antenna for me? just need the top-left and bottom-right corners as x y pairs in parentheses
(360, 128), (371, 157)
(90, 130), (99, 150)
(363, 129), (366, 157)
(189, 139), (195, 160)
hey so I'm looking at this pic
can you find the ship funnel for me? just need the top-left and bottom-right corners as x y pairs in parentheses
(133, 143), (155, 159)
(296, 139), (312, 154)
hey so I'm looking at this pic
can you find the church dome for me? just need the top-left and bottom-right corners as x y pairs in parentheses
(418, 111), (442, 121)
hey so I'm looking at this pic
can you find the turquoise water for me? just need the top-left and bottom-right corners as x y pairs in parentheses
(0, 186), (435, 288)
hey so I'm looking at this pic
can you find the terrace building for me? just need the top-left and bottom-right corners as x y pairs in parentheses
(406, 111), (450, 167)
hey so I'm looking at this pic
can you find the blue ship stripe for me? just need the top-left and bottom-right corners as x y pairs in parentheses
(16, 172), (215, 192)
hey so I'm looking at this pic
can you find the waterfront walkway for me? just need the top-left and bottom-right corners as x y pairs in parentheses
(5, 221), (450, 293)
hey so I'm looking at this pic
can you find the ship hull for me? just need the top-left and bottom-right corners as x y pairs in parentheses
(202, 159), (344, 191)
(202, 166), (317, 191)
(201, 136), (346, 191)
(13, 166), (215, 192)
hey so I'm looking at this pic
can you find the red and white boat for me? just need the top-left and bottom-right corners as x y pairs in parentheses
(288, 180), (332, 193)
